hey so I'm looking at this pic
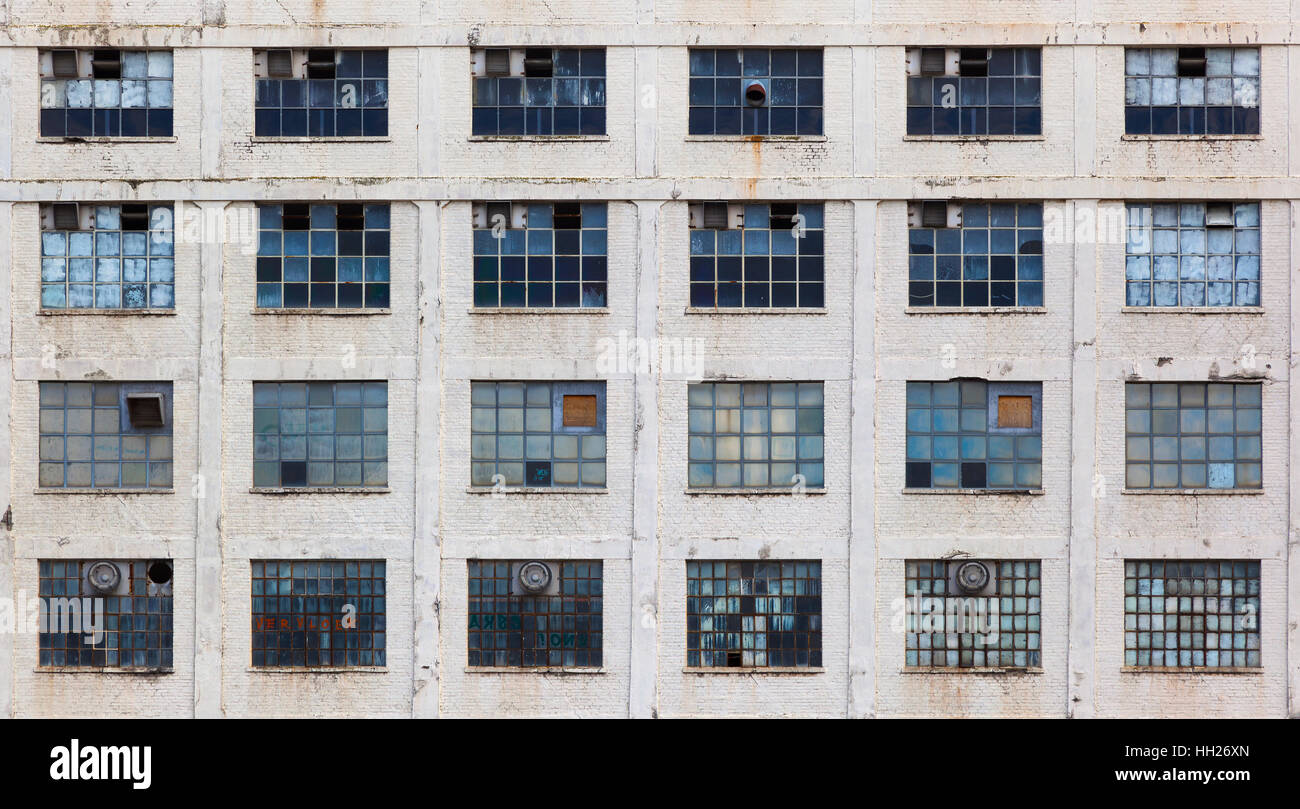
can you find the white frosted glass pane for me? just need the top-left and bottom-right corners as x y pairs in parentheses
(147, 80), (172, 108)
(1232, 48), (1259, 77)
(1178, 77), (1204, 106)
(1151, 78), (1177, 105)
(1205, 78), (1233, 105)
(94, 80), (120, 107)
(121, 80), (147, 108)
(1125, 78), (1150, 105)
(123, 51), (148, 78)
(1125, 49), (1150, 76)
(65, 80), (92, 108)
(41, 80), (66, 108)
(1233, 77), (1259, 108)
(147, 51), (173, 78)
(1206, 48), (1233, 76)
(1151, 50), (1177, 76)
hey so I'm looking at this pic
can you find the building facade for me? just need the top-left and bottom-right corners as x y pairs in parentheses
(1, 0), (1296, 718)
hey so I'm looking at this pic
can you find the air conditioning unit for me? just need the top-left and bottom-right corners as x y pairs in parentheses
(472, 202), (527, 230)
(1205, 203), (1234, 228)
(42, 203), (93, 232)
(906, 47), (960, 77)
(85, 561), (129, 596)
(126, 392), (166, 429)
(472, 48), (536, 79)
(257, 49), (310, 79)
(909, 201), (962, 229)
(689, 202), (742, 230)
(50, 49), (83, 78)
(511, 561), (560, 596)
(948, 560), (997, 598)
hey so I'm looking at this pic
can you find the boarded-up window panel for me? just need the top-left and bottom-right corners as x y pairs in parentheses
(562, 395), (598, 427)
(997, 396), (1033, 428)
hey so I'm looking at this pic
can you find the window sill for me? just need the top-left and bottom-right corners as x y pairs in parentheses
(247, 666), (387, 674)
(684, 307), (827, 315)
(905, 306), (1046, 315)
(1122, 488), (1263, 496)
(903, 667), (1044, 675)
(682, 666), (823, 674)
(37, 136), (178, 144)
(468, 135), (610, 142)
(1120, 134), (1263, 141)
(249, 487), (390, 494)
(38, 308), (177, 316)
(1120, 306), (1264, 315)
(902, 488), (1044, 496)
(249, 136), (392, 143)
(684, 134), (827, 142)
(1121, 666), (1262, 675)
(465, 486), (608, 494)
(34, 488), (173, 495)
(902, 135), (1045, 142)
(37, 667), (173, 674)
(686, 487), (826, 496)
(465, 666), (605, 674)
(251, 308), (391, 316)
(469, 307), (609, 315)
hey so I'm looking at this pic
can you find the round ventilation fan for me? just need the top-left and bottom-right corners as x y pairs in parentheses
(517, 561), (553, 593)
(85, 561), (122, 594)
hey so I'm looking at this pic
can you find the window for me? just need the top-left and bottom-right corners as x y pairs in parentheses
(1125, 47), (1260, 135)
(906, 47), (1041, 136)
(40, 203), (175, 310)
(688, 382), (824, 489)
(905, 380), (1042, 490)
(252, 382), (388, 488)
(905, 559), (1041, 668)
(907, 202), (1043, 307)
(255, 49), (388, 137)
(251, 561), (386, 667)
(688, 202), (824, 308)
(1124, 202), (1260, 307)
(472, 202), (607, 308)
(1124, 382), (1262, 489)
(40, 49), (173, 138)
(467, 560), (603, 668)
(689, 48), (823, 136)
(38, 559), (173, 669)
(39, 382), (172, 489)
(256, 203), (390, 309)
(471, 48), (606, 136)
(686, 561), (822, 668)
(1125, 560), (1260, 668)
(470, 382), (606, 488)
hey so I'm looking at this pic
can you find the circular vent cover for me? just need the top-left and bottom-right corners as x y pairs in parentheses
(517, 561), (553, 593)
(85, 561), (122, 593)
(955, 561), (991, 594)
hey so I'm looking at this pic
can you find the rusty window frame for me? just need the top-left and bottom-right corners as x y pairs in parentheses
(38, 560), (174, 669)
(1124, 560), (1261, 668)
(904, 559), (1041, 669)
(466, 560), (603, 668)
(250, 560), (387, 668)
(686, 560), (822, 668)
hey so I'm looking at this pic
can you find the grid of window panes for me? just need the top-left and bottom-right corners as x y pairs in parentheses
(690, 204), (824, 308)
(686, 561), (822, 668)
(253, 382), (388, 488)
(40, 50), (173, 137)
(38, 561), (173, 669)
(467, 561), (603, 668)
(39, 382), (173, 489)
(688, 382), (824, 489)
(1124, 48), (1260, 135)
(905, 560), (1041, 668)
(251, 561), (386, 667)
(472, 49), (606, 136)
(41, 205), (175, 310)
(906, 48), (1042, 136)
(1124, 202), (1260, 307)
(256, 203), (390, 309)
(1124, 382), (1262, 490)
(255, 50), (388, 137)
(1124, 560), (1261, 668)
(689, 49), (823, 136)
(905, 381), (1043, 490)
(908, 203), (1044, 307)
(470, 382), (606, 488)
(473, 203), (607, 307)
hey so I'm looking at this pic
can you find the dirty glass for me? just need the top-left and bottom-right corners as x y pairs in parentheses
(473, 48), (605, 136)
(256, 49), (388, 137)
(252, 381), (388, 488)
(1124, 560), (1261, 668)
(689, 48), (823, 136)
(256, 203), (390, 309)
(690, 203), (824, 308)
(251, 560), (386, 667)
(908, 202), (1043, 307)
(470, 381), (606, 488)
(1124, 202), (1260, 307)
(1124, 382), (1262, 489)
(686, 561), (822, 668)
(1125, 47), (1260, 135)
(38, 560), (174, 668)
(39, 382), (173, 489)
(473, 203), (607, 307)
(906, 48), (1041, 136)
(41, 50), (173, 137)
(905, 560), (1041, 668)
(41, 204), (175, 310)
(467, 560), (603, 668)
(905, 381), (1042, 490)
(687, 382), (824, 489)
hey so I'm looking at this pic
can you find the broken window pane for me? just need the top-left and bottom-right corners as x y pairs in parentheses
(38, 560), (174, 669)
(39, 381), (172, 489)
(256, 202), (389, 309)
(40, 49), (173, 137)
(1125, 47), (1260, 135)
(1124, 382), (1261, 490)
(905, 380), (1042, 490)
(41, 203), (174, 310)
(906, 47), (1041, 136)
(472, 48), (605, 136)
(470, 381), (605, 488)
(690, 202), (823, 308)
(908, 202), (1043, 307)
(473, 202), (606, 307)
(467, 560), (602, 668)
(905, 559), (1041, 668)
(1124, 560), (1261, 668)
(250, 560), (386, 667)
(686, 561), (822, 668)
(689, 48), (822, 136)
(1125, 202), (1260, 307)
(687, 382), (823, 489)
(255, 49), (387, 137)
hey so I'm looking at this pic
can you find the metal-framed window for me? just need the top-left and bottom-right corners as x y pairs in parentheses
(40, 203), (175, 310)
(688, 202), (824, 308)
(1124, 560), (1261, 668)
(38, 559), (174, 669)
(472, 202), (608, 308)
(254, 49), (388, 137)
(1124, 382), (1262, 489)
(467, 560), (603, 668)
(1124, 47), (1260, 135)
(686, 560), (822, 669)
(688, 48), (823, 136)
(40, 49), (173, 137)
(251, 560), (386, 667)
(470, 381), (607, 488)
(39, 382), (173, 489)
(906, 47), (1041, 136)
(905, 380), (1042, 490)
(905, 559), (1041, 668)
(256, 203), (390, 309)
(471, 48), (606, 136)
(907, 202), (1043, 307)
(688, 382), (824, 489)
(1124, 202), (1260, 307)
(252, 382), (388, 488)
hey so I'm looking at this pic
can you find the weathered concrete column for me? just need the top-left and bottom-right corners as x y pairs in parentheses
(848, 200), (877, 718)
(630, 200), (661, 718)
(199, 49), (222, 180)
(1068, 200), (1098, 719)
(1288, 200), (1300, 718)
(413, 201), (443, 718)
(0, 202), (14, 718)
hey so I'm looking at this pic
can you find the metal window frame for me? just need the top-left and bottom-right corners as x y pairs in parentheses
(466, 559), (604, 668)
(471, 47), (607, 136)
(1123, 382), (1263, 490)
(255, 202), (391, 309)
(687, 47), (824, 136)
(1123, 201), (1261, 307)
(250, 560), (387, 668)
(38, 381), (174, 490)
(40, 203), (176, 311)
(1123, 559), (1261, 668)
(1123, 46), (1261, 135)
(685, 560), (823, 669)
(471, 201), (609, 308)
(37, 559), (175, 669)
(39, 48), (174, 138)
(251, 381), (389, 489)
(686, 381), (826, 489)
(688, 202), (825, 309)
(469, 380), (608, 488)
(905, 559), (1042, 669)
(907, 201), (1044, 308)
(905, 379), (1044, 490)
(254, 48), (389, 138)
(905, 47), (1042, 136)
